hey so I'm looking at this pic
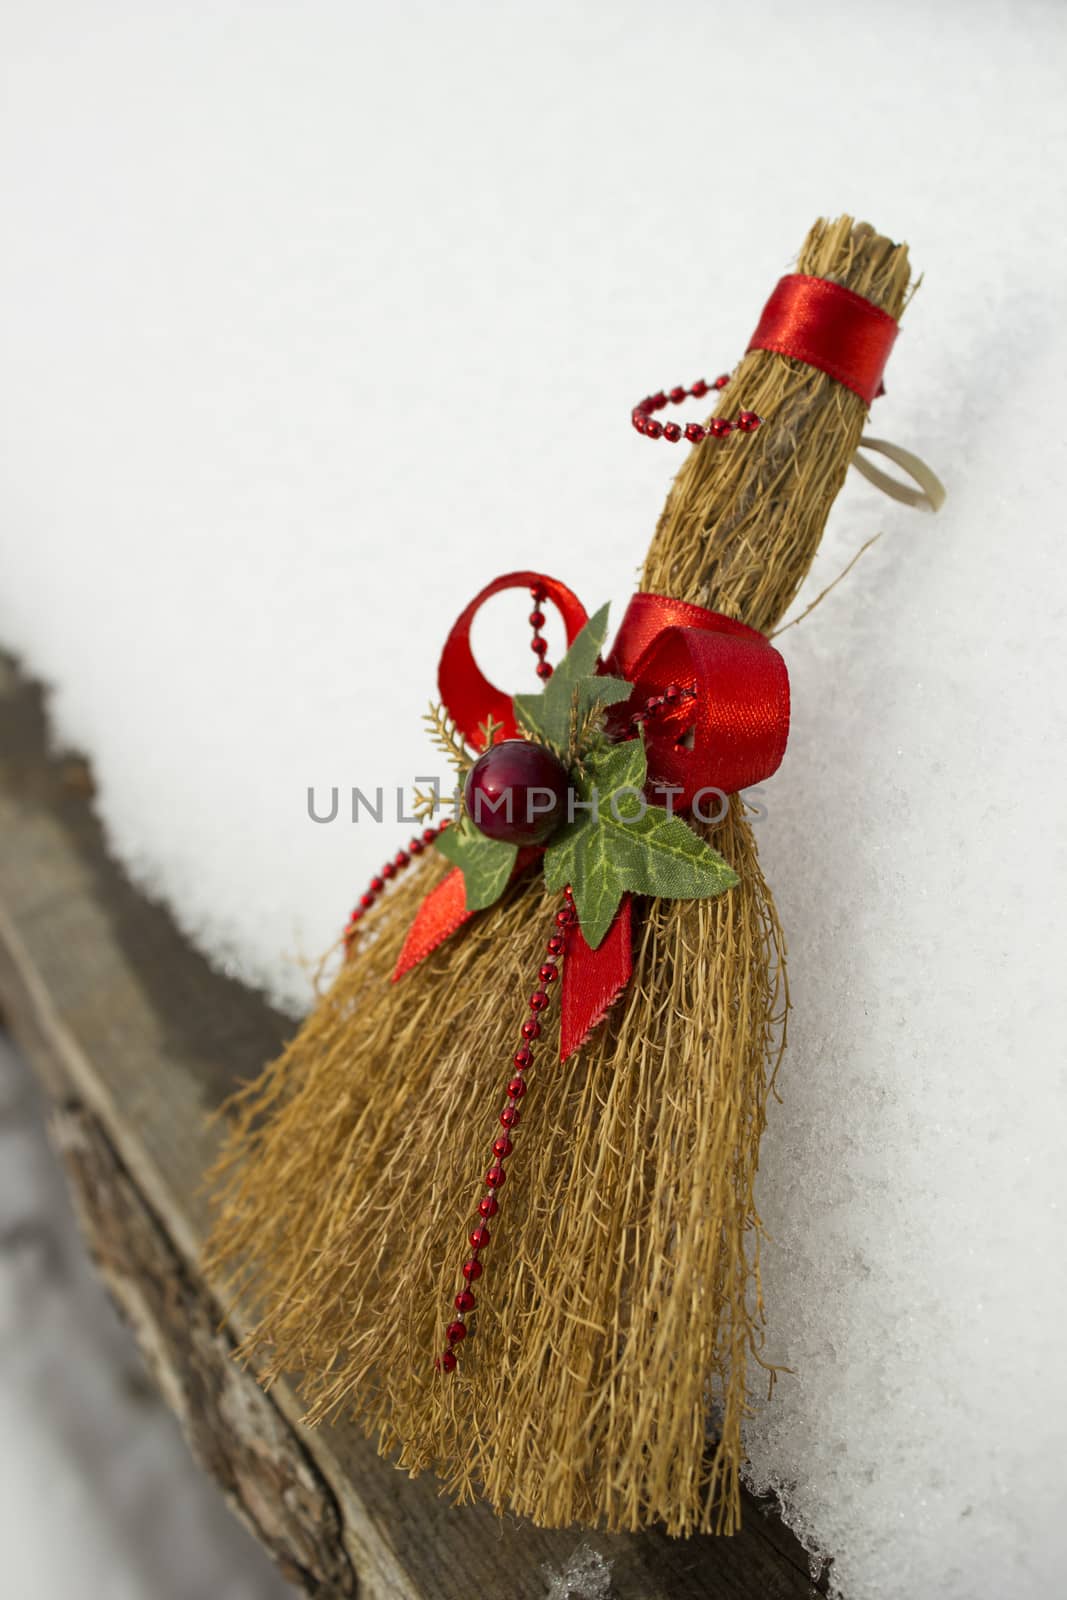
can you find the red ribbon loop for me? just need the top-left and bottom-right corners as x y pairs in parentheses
(437, 571), (588, 749)
(747, 273), (898, 405)
(606, 592), (790, 806)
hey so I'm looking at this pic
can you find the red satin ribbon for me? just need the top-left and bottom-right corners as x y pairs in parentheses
(559, 898), (633, 1062)
(747, 274), (898, 405)
(394, 577), (790, 1060)
(438, 571), (588, 748)
(606, 593), (789, 805)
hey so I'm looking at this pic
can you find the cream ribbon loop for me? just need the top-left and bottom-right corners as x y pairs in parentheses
(853, 436), (946, 511)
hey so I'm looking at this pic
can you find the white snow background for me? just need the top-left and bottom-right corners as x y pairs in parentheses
(1, 2), (1065, 1597)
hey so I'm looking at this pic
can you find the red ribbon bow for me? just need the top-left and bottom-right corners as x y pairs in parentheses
(394, 573), (789, 1059)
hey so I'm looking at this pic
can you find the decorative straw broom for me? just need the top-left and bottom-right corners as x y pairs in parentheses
(208, 215), (929, 1536)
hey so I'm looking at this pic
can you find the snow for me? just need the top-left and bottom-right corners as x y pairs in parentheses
(0, 1034), (294, 1599)
(1, 2), (1065, 1595)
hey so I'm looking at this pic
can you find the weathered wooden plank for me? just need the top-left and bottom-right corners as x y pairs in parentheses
(0, 653), (825, 1599)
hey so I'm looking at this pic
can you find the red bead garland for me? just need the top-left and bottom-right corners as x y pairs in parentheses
(529, 582), (553, 683)
(629, 681), (698, 733)
(435, 887), (577, 1374)
(343, 822), (447, 953)
(631, 377), (761, 443)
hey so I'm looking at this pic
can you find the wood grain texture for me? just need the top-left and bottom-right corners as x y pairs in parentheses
(0, 653), (828, 1600)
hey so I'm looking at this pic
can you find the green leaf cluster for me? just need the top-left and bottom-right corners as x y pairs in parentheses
(542, 736), (738, 948)
(433, 601), (739, 935)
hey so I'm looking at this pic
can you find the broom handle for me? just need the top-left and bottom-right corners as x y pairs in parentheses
(640, 216), (911, 633)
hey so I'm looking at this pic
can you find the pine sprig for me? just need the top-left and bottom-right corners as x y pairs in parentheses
(423, 701), (475, 777)
(478, 713), (505, 752)
(411, 785), (440, 823)
(567, 688), (610, 774)
(519, 688), (608, 773)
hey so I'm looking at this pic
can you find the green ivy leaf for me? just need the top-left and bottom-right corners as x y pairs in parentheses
(583, 735), (648, 796)
(609, 799), (739, 900)
(514, 604), (627, 749)
(434, 822), (517, 911)
(577, 674), (633, 719)
(543, 735), (738, 948)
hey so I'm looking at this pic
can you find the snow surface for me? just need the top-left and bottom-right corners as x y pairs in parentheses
(0, 1034), (295, 1599)
(1, 3), (1065, 1595)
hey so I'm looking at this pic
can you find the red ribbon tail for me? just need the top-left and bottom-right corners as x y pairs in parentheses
(392, 867), (471, 980)
(393, 846), (544, 982)
(559, 896), (633, 1062)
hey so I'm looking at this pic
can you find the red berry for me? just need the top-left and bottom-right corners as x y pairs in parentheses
(528, 610), (545, 628)
(507, 1076), (526, 1099)
(521, 1019), (541, 1041)
(370, 876), (385, 893)
(455, 1289), (476, 1312)
(546, 934), (565, 956)
(447, 1320), (467, 1343)
(737, 410), (761, 433)
(645, 419), (663, 439)
(669, 385), (687, 404)
(499, 1106), (520, 1129)
(513, 1046), (533, 1070)
(360, 893), (374, 910)
(663, 422), (682, 442)
(691, 379), (709, 398)
(493, 1135), (513, 1157)
(422, 827), (437, 843)
(485, 1164), (507, 1188)
(479, 1195), (499, 1218)
(469, 1225), (491, 1250)
(464, 740), (570, 846)
(530, 636), (548, 657)
(536, 661), (553, 681)
(439, 1348), (458, 1372)
(409, 838), (424, 854)
(462, 1258), (483, 1281)
(395, 850), (410, 868)
(539, 962), (558, 984)
(529, 990), (549, 1013)
(684, 422), (705, 443)
(382, 861), (397, 880)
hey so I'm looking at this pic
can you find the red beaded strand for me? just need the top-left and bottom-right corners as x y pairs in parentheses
(631, 376), (761, 443)
(529, 582), (553, 683)
(630, 681), (698, 732)
(343, 822), (447, 953)
(435, 887), (577, 1373)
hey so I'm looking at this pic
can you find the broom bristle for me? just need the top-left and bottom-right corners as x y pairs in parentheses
(207, 216), (911, 1535)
